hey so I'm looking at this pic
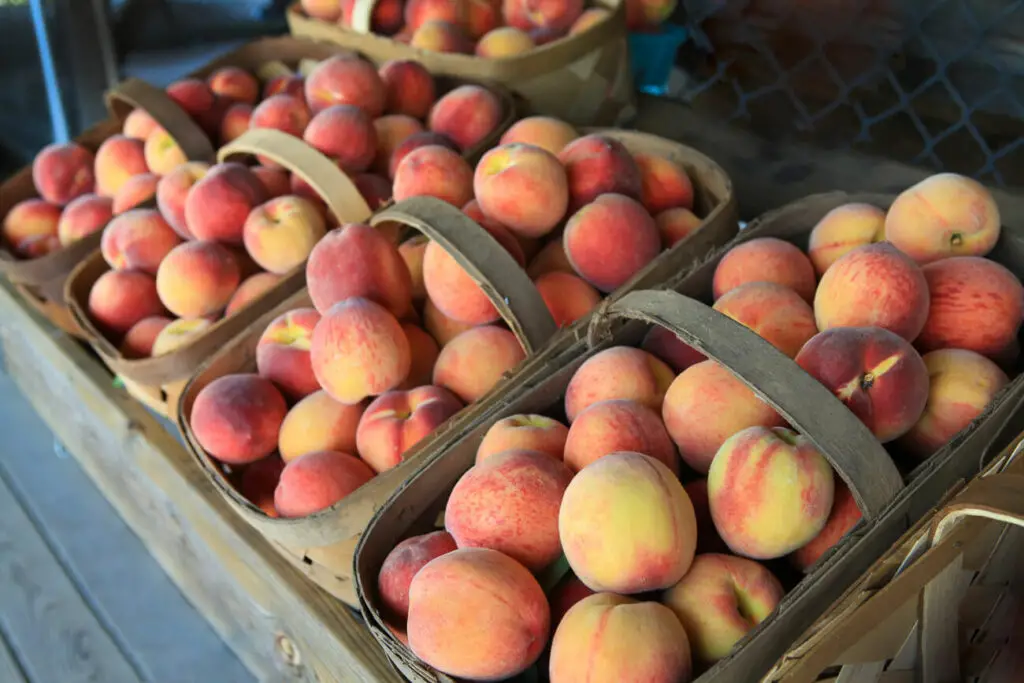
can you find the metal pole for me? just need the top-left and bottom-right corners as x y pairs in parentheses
(28, 0), (70, 144)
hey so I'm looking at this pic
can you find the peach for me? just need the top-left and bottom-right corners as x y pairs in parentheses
(378, 531), (458, 621)
(917, 256), (1024, 357)
(535, 271), (600, 327)
(151, 317), (213, 356)
(305, 55), (386, 117)
(796, 327), (929, 442)
(475, 26), (534, 56)
(411, 20), (474, 53)
(564, 346), (674, 422)
(17, 234), (61, 259)
(476, 414), (568, 463)
(549, 573), (595, 627)
(278, 390), (364, 463)
(446, 448), (573, 570)
(303, 105), (377, 173)
(564, 399), (677, 473)
(473, 143), (569, 238)
(156, 161), (210, 239)
(239, 455), (285, 518)
(166, 78), (216, 123)
(433, 326), (525, 402)
(899, 349), (1009, 459)
(143, 128), (187, 175)
(527, 238), (575, 278)
(685, 480), (729, 555)
(641, 325), (706, 372)
(219, 103), (253, 144)
(503, 0), (582, 31)
(311, 297), (411, 404)
(93, 135), (148, 198)
(815, 242), (931, 342)
(634, 152), (694, 216)
(256, 308), (321, 400)
(87, 270), (166, 335)
(790, 480), (862, 572)
(263, 74), (304, 100)
(569, 7), (610, 34)
(404, 0), (467, 31)
(357, 386), (463, 472)
(560, 452), (697, 592)
(427, 85), (503, 153)
(408, 548), (549, 680)
(656, 207), (701, 248)
(32, 142), (95, 206)
(423, 297), (475, 346)
(885, 173), (1001, 264)
(625, 0), (677, 29)
(190, 374), (288, 465)
(379, 60), (436, 119)
(807, 203), (886, 276)
(393, 145), (474, 207)
(119, 315), (172, 358)
(207, 66), (259, 105)
(388, 131), (458, 180)
(558, 134), (642, 211)
(355, 171), (394, 209)
(184, 162), (266, 244)
(274, 450), (375, 517)
(712, 237), (816, 303)
(398, 235), (428, 300)
(499, 116), (577, 155)
(56, 194), (112, 246)
(399, 323), (440, 389)
(225, 272), (282, 316)
(100, 208), (180, 273)
(467, 0), (501, 37)
(122, 108), (160, 140)
(372, 114), (424, 174)
(111, 172), (159, 215)
(243, 195), (326, 274)
(251, 166), (291, 199)
(249, 94), (312, 163)
(306, 223), (412, 317)
(564, 193), (661, 293)
(3, 199), (60, 255)
(156, 241), (241, 317)
(661, 553), (784, 664)
(713, 282), (818, 359)
(341, 0), (404, 35)
(709, 426), (834, 559)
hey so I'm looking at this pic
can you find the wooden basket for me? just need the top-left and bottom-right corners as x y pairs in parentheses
(353, 191), (1024, 683)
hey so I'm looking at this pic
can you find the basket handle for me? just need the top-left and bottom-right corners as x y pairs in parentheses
(370, 197), (557, 354)
(348, 0), (379, 33)
(594, 290), (904, 520)
(105, 78), (216, 163)
(218, 128), (373, 225)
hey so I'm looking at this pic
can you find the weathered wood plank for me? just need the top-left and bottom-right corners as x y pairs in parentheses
(0, 632), (28, 683)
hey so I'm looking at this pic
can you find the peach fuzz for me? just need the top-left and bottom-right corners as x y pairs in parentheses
(709, 426), (834, 559)
(239, 455), (285, 518)
(662, 360), (785, 474)
(87, 270), (166, 336)
(3, 199), (60, 255)
(263, 74), (304, 100)
(156, 161), (209, 239)
(190, 374), (288, 465)
(535, 271), (600, 327)
(311, 297), (411, 405)
(379, 60), (436, 120)
(398, 235), (428, 300)
(207, 66), (259, 105)
(423, 298), (475, 346)
(100, 208), (180, 274)
(393, 145), (474, 208)
(306, 223), (412, 317)
(549, 573), (595, 627)
(476, 26), (535, 56)
(274, 450), (375, 518)
(473, 143), (569, 238)
(303, 105), (377, 173)
(564, 399), (677, 473)
(434, 326), (525, 402)
(475, 414), (568, 463)
(790, 480), (862, 572)
(815, 242), (931, 341)
(251, 166), (290, 199)
(122, 108), (160, 140)
(408, 548), (549, 680)
(713, 282), (818, 359)
(410, 20), (473, 54)
(372, 114), (424, 174)
(243, 195), (326, 275)
(119, 316), (172, 359)
(503, 0), (582, 31)
(256, 307), (321, 400)
(151, 318), (212, 356)
(111, 173), (159, 215)
(558, 133), (642, 211)
(560, 452), (697, 592)
(527, 239), (575, 278)
(499, 116), (578, 155)
(569, 6), (610, 34)
(446, 448), (573, 570)
(93, 135), (147, 198)
(685, 479), (729, 555)
(564, 346), (674, 422)
(57, 194), (112, 246)
(656, 207), (701, 248)
(184, 163), (266, 244)
(388, 131), (458, 180)
(661, 553), (784, 664)
(155, 241), (241, 318)
(564, 193), (661, 293)
(305, 55), (386, 117)
(143, 128), (187, 176)
(32, 142), (95, 206)
(899, 349), (1009, 460)
(807, 203), (886, 276)
(641, 325), (706, 372)
(885, 173), (1001, 264)
(356, 386), (463, 473)
(278, 390), (364, 463)
(219, 103), (252, 145)
(225, 272), (282, 316)
(634, 152), (694, 216)
(712, 236), (817, 303)
(917, 256), (1024, 358)
(399, 323), (440, 389)
(378, 531), (458, 621)
(428, 85), (503, 152)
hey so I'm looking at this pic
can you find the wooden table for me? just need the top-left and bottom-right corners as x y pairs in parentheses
(0, 279), (401, 683)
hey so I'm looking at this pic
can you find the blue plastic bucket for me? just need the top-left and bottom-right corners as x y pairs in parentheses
(628, 24), (687, 96)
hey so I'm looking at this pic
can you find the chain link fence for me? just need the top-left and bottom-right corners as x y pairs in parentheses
(667, 0), (1024, 187)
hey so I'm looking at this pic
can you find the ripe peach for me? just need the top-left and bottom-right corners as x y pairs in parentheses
(151, 317), (213, 356)
(278, 390), (364, 463)
(564, 399), (677, 473)
(93, 135), (147, 198)
(305, 55), (386, 117)
(527, 239), (575, 278)
(446, 448), (573, 570)
(712, 236), (816, 303)
(569, 7), (609, 34)
(32, 142), (95, 206)
(143, 128), (187, 175)
(662, 360), (785, 474)
(499, 115), (577, 155)
(219, 102), (253, 144)
(372, 114), (424, 174)
(303, 105), (377, 173)
(190, 374), (288, 465)
(156, 161), (209, 239)
(356, 385), (463, 472)
(655, 207), (701, 248)
(713, 282), (818, 359)
(558, 134), (642, 211)
(398, 235), (428, 300)
(885, 173), (1001, 264)
(427, 85), (503, 152)
(243, 195), (326, 275)
(709, 426), (834, 559)
(564, 193), (661, 293)
(475, 26), (535, 56)
(388, 132), (458, 180)
(207, 66), (259, 105)
(790, 480), (862, 572)
(685, 480), (729, 554)
(274, 450), (375, 517)
(251, 166), (291, 199)
(166, 78), (217, 129)
(155, 241), (241, 318)
(405, 0), (467, 31)
(87, 270), (166, 336)
(433, 326), (525, 402)
(378, 531), (458, 620)
(353, 173), (393, 212)
(4, 199), (61, 253)
(796, 327), (930, 443)
(473, 143), (569, 238)
(256, 307), (321, 400)
(467, 0), (500, 37)
(641, 325), (705, 372)
(119, 315), (172, 358)
(225, 272), (282, 316)
(503, 0), (582, 31)
(263, 74), (304, 100)
(565, 346), (674, 422)
(817, 242), (932, 342)
(807, 203), (886, 276)
(311, 297), (411, 404)
(399, 323), (440, 389)
(411, 20), (474, 53)
(16, 234), (61, 259)
(917, 256), (1024, 358)
(476, 414), (568, 463)
(560, 452), (697, 592)
(423, 298), (475, 346)
(57, 194), (113, 246)
(661, 553), (784, 664)
(239, 454), (285, 518)
(393, 145), (474, 207)
(111, 172), (159, 215)
(634, 152), (693, 216)
(549, 573), (595, 627)
(408, 548), (549, 680)
(249, 95), (312, 165)
(184, 163), (266, 244)
(101, 208), (181, 273)
(379, 60), (436, 119)
(535, 271), (600, 327)
(122, 108), (160, 140)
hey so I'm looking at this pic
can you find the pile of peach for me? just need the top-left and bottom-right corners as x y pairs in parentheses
(365, 172), (1023, 682)
(301, 0), (674, 58)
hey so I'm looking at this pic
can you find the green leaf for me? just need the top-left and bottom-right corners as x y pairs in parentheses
(112, 376), (125, 390)
(537, 553), (571, 594)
